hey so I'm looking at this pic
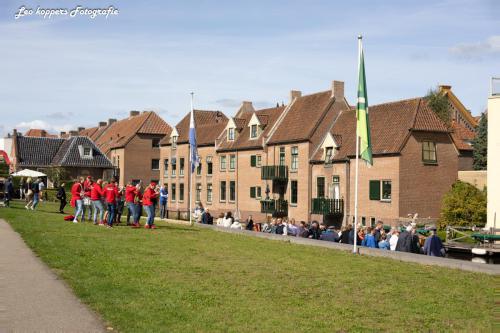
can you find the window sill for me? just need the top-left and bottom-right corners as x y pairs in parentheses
(380, 199), (392, 203)
(206, 201), (212, 205)
(290, 203), (297, 207)
(423, 161), (438, 166)
(219, 200), (226, 203)
(290, 169), (298, 173)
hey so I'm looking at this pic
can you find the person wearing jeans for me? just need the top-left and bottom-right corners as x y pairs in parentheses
(90, 179), (105, 224)
(142, 182), (159, 229)
(103, 178), (119, 228)
(70, 178), (84, 223)
(159, 185), (168, 219)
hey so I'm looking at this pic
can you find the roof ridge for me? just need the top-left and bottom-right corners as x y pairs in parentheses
(410, 98), (422, 129)
(371, 97), (422, 108)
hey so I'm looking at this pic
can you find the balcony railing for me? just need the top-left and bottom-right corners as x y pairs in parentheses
(261, 165), (288, 180)
(260, 199), (288, 216)
(311, 198), (344, 215)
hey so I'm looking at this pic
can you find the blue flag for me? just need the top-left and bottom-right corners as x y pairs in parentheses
(189, 109), (200, 172)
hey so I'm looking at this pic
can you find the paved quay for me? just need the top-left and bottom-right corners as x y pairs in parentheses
(0, 219), (106, 333)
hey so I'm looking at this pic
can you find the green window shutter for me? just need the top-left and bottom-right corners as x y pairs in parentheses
(250, 187), (256, 198)
(250, 155), (256, 167)
(257, 186), (261, 198)
(369, 180), (381, 200)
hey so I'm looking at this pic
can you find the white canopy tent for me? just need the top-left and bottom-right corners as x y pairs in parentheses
(11, 169), (46, 178)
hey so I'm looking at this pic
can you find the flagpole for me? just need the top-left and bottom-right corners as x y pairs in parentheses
(189, 92), (194, 226)
(353, 35), (362, 254)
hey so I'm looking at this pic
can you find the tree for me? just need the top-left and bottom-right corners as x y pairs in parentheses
(45, 167), (69, 187)
(439, 181), (486, 228)
(472, 112), (487, 170)
(425, 87), (451, 125)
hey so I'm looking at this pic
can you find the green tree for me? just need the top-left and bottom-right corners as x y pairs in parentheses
(45, 167), (68, 187)
(472, 112), (487, 170)
(425, 87), (451, 125)
(439, 181), (486, 228)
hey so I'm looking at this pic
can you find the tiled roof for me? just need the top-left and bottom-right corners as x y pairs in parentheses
(16, 136), (112, 168)
(17, 136), (65, 167)
(216, 105), (286, 152)
(25, 129), (57, 138)
(79, 127), (99, 140)
(450, 121), (475, 151)
(161, 110), (228, 146)
(267, 91), (334, 145)
(51, 137), (113, 168)
(95, 111), (172, 154)
(312, 97), (451, 162)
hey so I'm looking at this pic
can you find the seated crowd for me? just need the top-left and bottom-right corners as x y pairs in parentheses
(192, 203), (445, 257)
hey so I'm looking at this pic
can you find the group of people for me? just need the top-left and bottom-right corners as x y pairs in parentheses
(65, 176), (168, 229)
(191, 204), (445, 257)
(22, 177), (45, 210)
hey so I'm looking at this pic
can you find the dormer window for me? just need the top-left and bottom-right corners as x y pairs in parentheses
(251, 124), (258, 138)
(228, 128), (235, 141)
(325, 147), (334, 163)
(78, 145), (93, 159)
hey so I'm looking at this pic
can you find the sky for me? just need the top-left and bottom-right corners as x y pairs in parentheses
(0, 0), (499, 136)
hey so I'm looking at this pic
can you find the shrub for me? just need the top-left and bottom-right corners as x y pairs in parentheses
(439, 181), (486, 228)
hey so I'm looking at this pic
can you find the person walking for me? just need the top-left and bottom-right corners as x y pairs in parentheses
(4, 176), (14, 208)
(38, 178), (45, 202)
(142, 182), (159, 229)
(70, 178), (84, 223)
(25, 177), (33, 209)
(104, 178), (119, 228)
(159, 184), (168, 219)
(56, 183), (67, 213)
(90, 179), (105, 225)
(30, 178), (41, 210)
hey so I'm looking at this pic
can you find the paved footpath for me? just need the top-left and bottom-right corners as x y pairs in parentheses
(0, 219), (106, 333)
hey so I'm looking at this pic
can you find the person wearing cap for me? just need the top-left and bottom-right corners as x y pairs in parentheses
(104, 178), (119, 228)
(142, 182), (159, 229)
(423, 228), (444, 257)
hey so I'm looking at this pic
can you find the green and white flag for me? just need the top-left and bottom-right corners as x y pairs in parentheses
(356, 38), (373, 165)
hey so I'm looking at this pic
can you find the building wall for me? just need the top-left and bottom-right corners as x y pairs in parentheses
(487, 95), (500, 229)
(399, 131), (458, 220)
(347, 156), (400, 226)
(458, 152), (474, 171)
(311, 161), (349, 223)
(458, 170), (487, 190)
(117, 134), (162, 187)
(109, 148), (125, 184)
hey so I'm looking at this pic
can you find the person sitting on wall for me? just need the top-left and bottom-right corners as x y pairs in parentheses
(307, 221), (322, 240)
(245, 215), (254, 231)
(320, 225), (339, 242)
(216, 212), (225, 226)
(202, 208), (213, 225)
(230, 218), (243, 230)
(423, 228), (445, 257)
(222, 211), (233, 228)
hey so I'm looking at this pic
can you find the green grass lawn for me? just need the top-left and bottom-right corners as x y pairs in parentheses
(0, 201), (496, 332)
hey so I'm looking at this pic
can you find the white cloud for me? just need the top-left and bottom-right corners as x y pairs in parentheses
(15, 120), (75, 134)
(450, 35), (500, 59)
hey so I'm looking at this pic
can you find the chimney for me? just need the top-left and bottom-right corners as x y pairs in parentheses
(69, 130), (79, 137)
(130, 111), (140, 117)
(439, 84), (452, 91)
(290, 90), (302, 102)
(77, 127), (85, 132)
(108, 118), (117, 126)
(98, 121), (107, 127)
(60, 131), (66, 137)
(235, 101), (255, 117)
(332, 80), (344, 99)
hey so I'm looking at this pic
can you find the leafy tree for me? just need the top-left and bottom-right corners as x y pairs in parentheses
(45, 167), (69, 187)
(472, 112), (487, 170)
(439, 181), (486, 228)
(425, 88), (451, 125)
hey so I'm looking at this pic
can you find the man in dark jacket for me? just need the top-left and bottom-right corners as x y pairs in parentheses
(4, 177), (14, 207)
(308, 221), (322, 240)
(57, 183), (67, 213)
(423, 229), (444, 257)
(396, 226), (420, 253)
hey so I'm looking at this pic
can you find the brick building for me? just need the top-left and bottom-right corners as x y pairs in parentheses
(79, 111), (172, 187)
(10, 130), (113, 183)
(159, 109), (227, 218)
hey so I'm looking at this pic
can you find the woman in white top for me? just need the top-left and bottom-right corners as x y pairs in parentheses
(230, 219), (243, 230)
(389, 230), (399, 251)
(216, 212), (225, 226)
(222, 211), (233, 228)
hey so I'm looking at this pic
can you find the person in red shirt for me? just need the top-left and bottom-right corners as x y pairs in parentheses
(82, 177), (93, 222)
(70, 177), (84, 223)
(90, 179), (105, 225)
(143, 182), (159, 229)
(125, 181), (137, 226)
(104, 178), (119, 228)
